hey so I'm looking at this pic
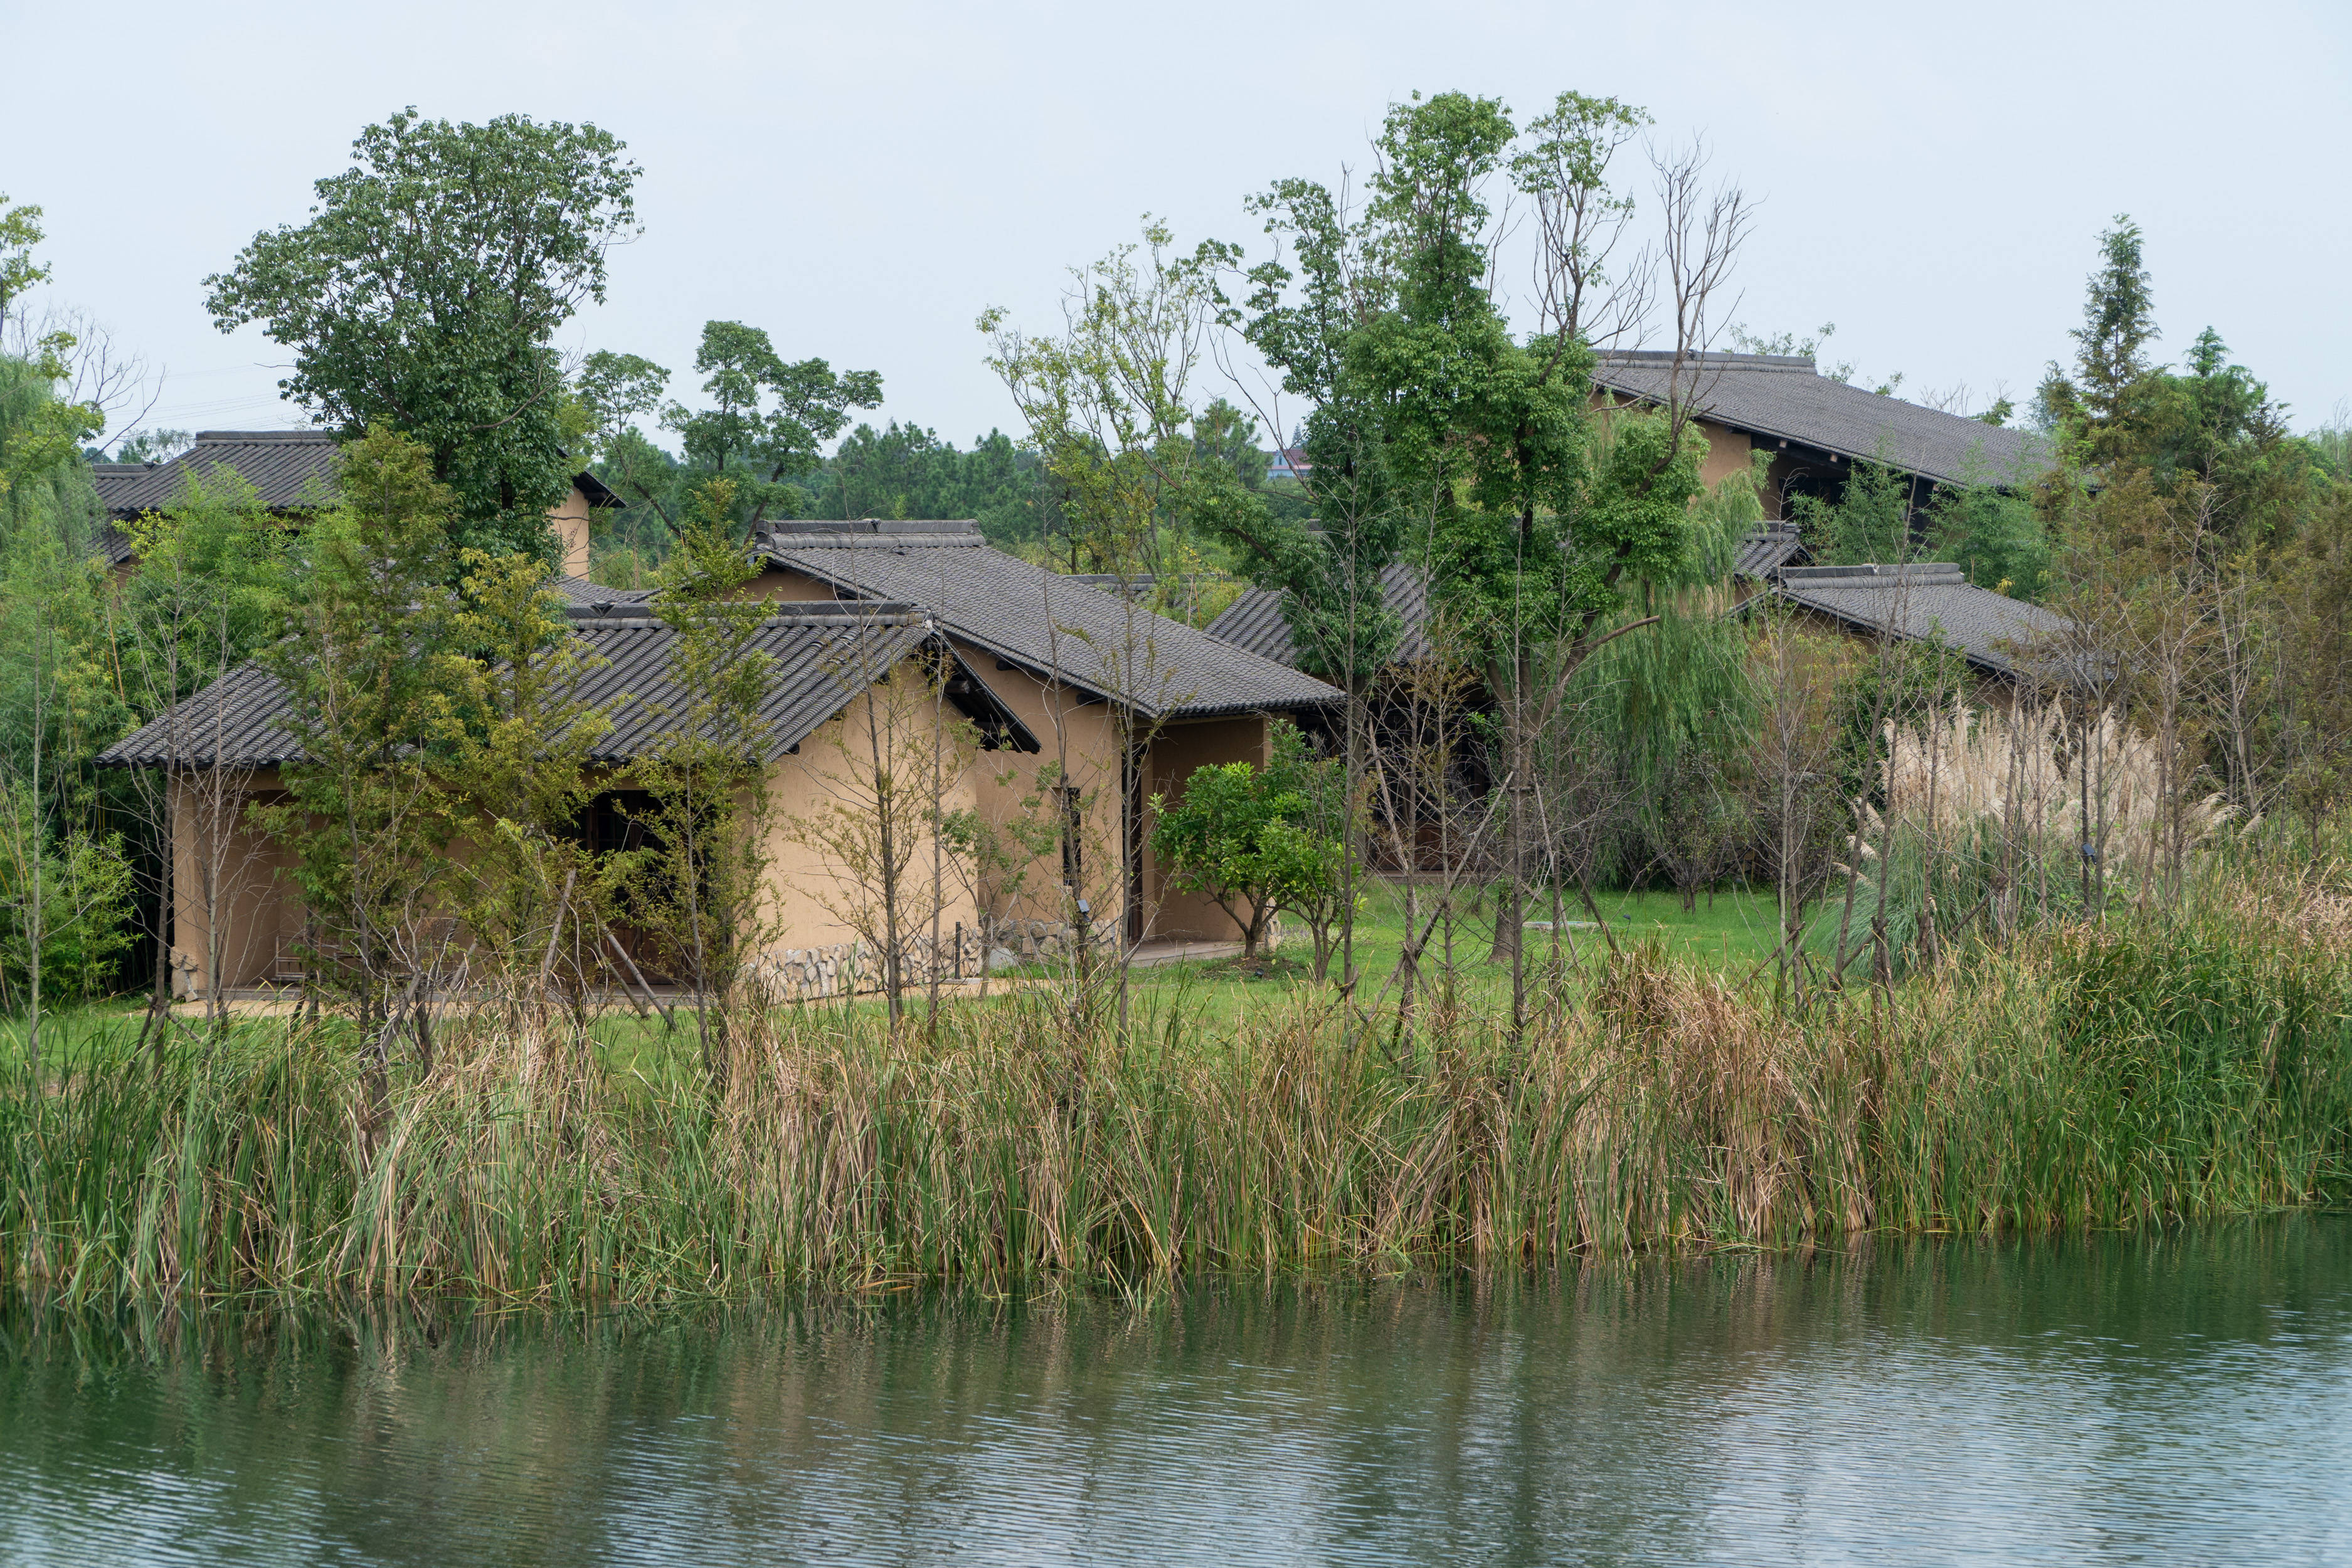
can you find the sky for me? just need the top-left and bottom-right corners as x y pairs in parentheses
(8, 0), (2348, 455)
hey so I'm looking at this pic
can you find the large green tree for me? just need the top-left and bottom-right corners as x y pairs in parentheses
(808, 421), (1047, 544)
(206, 109), (642, 564)
(253, 429), (467, 1037)
(584, 322), (883, 539)
(667, 320), (881, 520)
(1217, 92), (1736, 1002)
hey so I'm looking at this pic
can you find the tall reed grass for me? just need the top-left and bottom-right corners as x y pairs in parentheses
(5, 881), (2350, 1305)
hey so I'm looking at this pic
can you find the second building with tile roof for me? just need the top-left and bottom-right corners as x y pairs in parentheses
(90, 430), (621, 577)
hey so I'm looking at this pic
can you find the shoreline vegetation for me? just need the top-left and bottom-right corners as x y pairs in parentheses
(6, 851), (2349, 1308)
(3, 109), (2349, 1315)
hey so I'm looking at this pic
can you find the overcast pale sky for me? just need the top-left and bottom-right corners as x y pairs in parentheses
(9, 0), (2348, 454)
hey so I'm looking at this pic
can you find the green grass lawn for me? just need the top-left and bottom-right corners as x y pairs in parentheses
(0, 881), (1841, 1079)
(1113, 878), (1835, 1037)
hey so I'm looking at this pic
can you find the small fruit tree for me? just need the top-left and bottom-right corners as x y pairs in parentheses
(1150, 723), (1352, 973)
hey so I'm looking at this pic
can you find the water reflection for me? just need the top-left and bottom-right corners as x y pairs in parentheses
(4, 1220), (2348, 1565)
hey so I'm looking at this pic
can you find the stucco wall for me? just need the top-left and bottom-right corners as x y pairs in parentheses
(741, 560), (1132, 935)
(169, 768), (301, 993)
(1693, 418), (1755, 497)
(758, 660), (985, 956)
(548, 485), (595, 578)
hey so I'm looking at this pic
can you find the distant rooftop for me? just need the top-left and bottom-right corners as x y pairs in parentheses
(89, 430), (618, 567)
(90, 431), (341, 561)
(1591, 351), (2047, 489)
(1764, 561), (2076, 679)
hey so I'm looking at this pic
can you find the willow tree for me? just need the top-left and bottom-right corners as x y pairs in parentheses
(1552, 453), (1765, 909)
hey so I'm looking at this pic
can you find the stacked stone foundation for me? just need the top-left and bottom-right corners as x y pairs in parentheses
(748, 924), (993, 1002)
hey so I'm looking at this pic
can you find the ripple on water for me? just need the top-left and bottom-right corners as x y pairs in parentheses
(4, 1219), (2351, 1565)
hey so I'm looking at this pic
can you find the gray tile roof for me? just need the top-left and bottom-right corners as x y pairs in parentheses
(93, 431), (342, 518)
(1762, 563), (2075, 679)
(98, 664), (300, 767)
(90, 465), (152, 565)
(548, 575), (656, 610)
(1591, 352), (2048, 488)
(89, 431), (618, 568)
(97, 601), (1039, 770)
(1204, 563), (1434, 670)
(1734, 526), (1809, 579)
(753, 519), (1343, 720)
(1206, 536), (1809, 671)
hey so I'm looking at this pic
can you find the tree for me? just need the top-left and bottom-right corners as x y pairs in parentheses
(661, 320), (881, 527)
(1152, 755), (1322, 960)
(206, 109), (643, 563)
(1799, 460), (1918, 566)
(1259, 721), (1356, 980)
(810, 423), (1048, 548)
(2033, 215), (2159, 468)
(1929, 480), (2048, 598)
(1204, 88), (1737, 1022)
(622, 477), (779, 1089)
(785, 638), (980, 1024)
(939, 768), (1062, 998)
(980, 218), (1234, 578)
(0, 194), (52, 333)
(1216, 172), (1406, 689)
(1341, 94), (1735, 1008)
(0, 343), (103, 529)
(0, 538), (124, 1064)
(0, 787), (132, 1020)
(115, 468), (290, 1032)
(252, 429), (465, 1068)
(438, 548), (615, 1042)
(572, 351), (670, 465)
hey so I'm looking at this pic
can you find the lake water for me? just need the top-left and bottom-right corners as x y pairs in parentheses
(4, 1221), (2349, 1565)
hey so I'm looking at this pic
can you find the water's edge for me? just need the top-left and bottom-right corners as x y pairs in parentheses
(5, 1217), (2348, 1566)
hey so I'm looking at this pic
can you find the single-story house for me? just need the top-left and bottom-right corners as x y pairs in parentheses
(100, 520), (1342, 996)
(90, 429), (620, 578)
(101, 596), (1044, 997)
(741, 518), (1343, 946)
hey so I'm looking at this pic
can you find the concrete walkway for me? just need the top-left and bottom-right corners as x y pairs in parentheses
(1123, 939), (1245, 969)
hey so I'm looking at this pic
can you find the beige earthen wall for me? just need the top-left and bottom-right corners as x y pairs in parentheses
(1693, 418), (1755, 496)
(169, 768), (302, 993)
(758, 660), (985, 952)
(738, 561), (1133, 936)
(548, 485), (595, 578)
(1588, 395), (1768, 515)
